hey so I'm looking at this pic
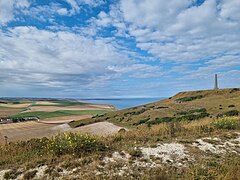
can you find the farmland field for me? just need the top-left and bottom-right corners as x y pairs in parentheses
(0, 108), (23, 116)
(9, 110), (110, 119)
(39, 115), (93, 124)
(0, 100), (116, 143)
(0, 121), (122, 144)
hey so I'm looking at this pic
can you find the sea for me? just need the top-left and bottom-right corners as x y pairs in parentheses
(79, 97), (164, 110)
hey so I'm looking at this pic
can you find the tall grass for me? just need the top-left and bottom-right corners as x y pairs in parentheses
(0, 116), (239, 179)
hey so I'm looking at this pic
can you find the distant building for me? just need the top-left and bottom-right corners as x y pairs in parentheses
(214, 74), (219, 90)
(0, 118), (13, 124)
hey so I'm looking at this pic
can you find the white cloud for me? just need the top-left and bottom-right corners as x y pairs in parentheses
(0, 26), (159, 90)
(220, 0), (240, 21)
(0, 0), (29, 25)
(108, 64), (164, 78)
(0, 0), (14, 25)
(99, 0), (240, 64)
(66, 0), (80, 14)
(57, 8), (68, 16)
(0, 26), (124, 87)
(65, 0), (105, 15)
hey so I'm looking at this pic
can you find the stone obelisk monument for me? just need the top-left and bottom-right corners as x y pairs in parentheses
(214, 74), (219, 90)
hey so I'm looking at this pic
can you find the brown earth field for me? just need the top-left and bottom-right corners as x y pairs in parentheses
(0, 103), (31, 108)
(39, 115), (93, 124)
(25, 104), (114, 113)
(34, 101), (59, 105)
(0, 121), (123, 144)
(0, 108), (23, 117)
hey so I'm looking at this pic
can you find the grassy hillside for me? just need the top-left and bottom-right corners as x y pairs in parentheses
(0, 89), (240, 179)
(1, 116), (239, 179)
(70, 88), (240, 128)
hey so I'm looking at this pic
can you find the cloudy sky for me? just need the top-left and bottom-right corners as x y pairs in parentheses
(0, 0), (239, 98)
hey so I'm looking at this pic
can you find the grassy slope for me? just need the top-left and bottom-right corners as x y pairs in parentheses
(0, 117), (239, 179)
(70, 88), (240, 128)
(8, 110), (110, 119)
(0, 89), (240, 179)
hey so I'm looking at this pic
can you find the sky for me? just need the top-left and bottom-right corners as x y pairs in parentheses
(0, 0), (239, 98)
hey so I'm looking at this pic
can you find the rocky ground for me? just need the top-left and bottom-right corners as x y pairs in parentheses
(1, 132), (239, 179)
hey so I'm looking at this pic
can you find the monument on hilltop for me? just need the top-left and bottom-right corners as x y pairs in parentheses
(214, 74), (219, 90)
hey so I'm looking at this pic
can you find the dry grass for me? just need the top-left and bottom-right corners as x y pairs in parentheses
(0, 116), (239, 179)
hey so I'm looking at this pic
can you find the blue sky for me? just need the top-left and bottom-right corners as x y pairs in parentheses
(0, 0), (239, 98)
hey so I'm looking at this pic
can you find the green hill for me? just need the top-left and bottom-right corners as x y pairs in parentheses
(70, 88), (240, 128)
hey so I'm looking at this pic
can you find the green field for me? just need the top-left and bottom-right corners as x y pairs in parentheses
(30, 101), (88, 107)
(0, 106), (24, 109)
(8, 110), (110, 119)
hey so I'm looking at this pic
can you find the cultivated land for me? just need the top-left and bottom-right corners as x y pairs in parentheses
(0, 89), (239, 179)
(0, 99), (115, 144)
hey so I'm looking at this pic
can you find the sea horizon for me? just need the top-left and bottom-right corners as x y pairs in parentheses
(79, 97), (165, 110)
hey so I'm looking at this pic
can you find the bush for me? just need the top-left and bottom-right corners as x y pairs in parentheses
(175, 95), (203, 103)
(148, 117), (174, 125)
(134, 118), (150, 125)
(46, 132), (106, 156)
(4, 170), (22, 179)
(230, 88), (240, 93)
(223, 110), (239, 116)
(23, 170), (37, 180)
(176, 108), (207, 115)
(129, 148), (143, 157)
(213, 117), (240, 130)
(175, 112), (209, 121)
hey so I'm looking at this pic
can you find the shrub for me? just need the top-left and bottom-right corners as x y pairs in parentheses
(46, 132), (106, 156)
(133, 118), (150, 125)
(213, 117), (240, 130)
(230, 88), (240, 93)
(129, 148), (143, 157)
(176, 108), (207, 115)
(4, 170), (22, 180)
(23, 170), (37, 180)
(174, 108), (209, 121)
(148, 117), (174, 125)
(175, 95), (203, 103)
(228, 105), (235, 108)
(223, 110), (239, 116)
(175, 112), (209, 121)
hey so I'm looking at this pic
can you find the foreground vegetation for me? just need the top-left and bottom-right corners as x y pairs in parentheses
(0, 116), (239, 179)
